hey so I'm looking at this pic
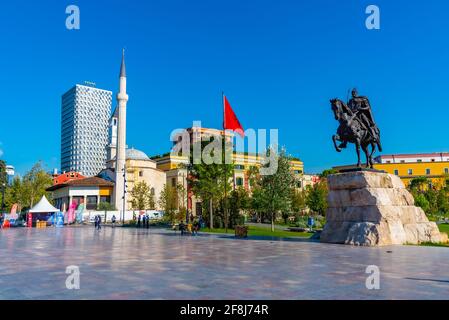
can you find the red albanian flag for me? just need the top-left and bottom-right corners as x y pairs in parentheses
(223, 95), (244, 138)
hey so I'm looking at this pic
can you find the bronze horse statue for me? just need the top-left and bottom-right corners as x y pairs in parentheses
(330, 98), (382, 168)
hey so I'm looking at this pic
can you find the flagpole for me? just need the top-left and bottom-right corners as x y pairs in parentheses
(222, 91), (228, 233)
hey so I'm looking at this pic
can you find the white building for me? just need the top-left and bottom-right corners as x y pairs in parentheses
(374, 152), (449, 164)
(61, 83), (112, 177)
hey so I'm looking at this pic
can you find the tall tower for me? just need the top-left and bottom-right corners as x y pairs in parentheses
(114, 50), (129, 212)
(60, 83), (112, 176)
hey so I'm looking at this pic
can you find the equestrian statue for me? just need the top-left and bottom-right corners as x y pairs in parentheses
(330, 88), (382, 168)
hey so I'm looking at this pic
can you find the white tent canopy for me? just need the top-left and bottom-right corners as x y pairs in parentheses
(29, 196), (59, 213)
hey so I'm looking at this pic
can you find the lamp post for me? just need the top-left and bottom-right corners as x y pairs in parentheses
(184, 163), (192, 224)
(1, 182), (5, 214)
(122, 164), (127, 225)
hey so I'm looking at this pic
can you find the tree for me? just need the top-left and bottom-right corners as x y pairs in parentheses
(98, 202), (116, 211)
(4, 162), (52, 213)
(291, 189), (307, 219)
(129, 181), (153, 210)
(320, 168), (338, 178)
(158, 184), (180, 223)
(0, 160), (7, 211)
(229, 187), (250, 227)
(414, 193), (430, 213)
(409, 177), (430, 192)
(187, 139), (233, 230)
(259, 148), (296, 232)
(305, 182), (328, 216)
(22, 162), (53, 209)
(247, 165), (260, 189)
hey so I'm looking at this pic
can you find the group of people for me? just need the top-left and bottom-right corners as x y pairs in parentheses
(136, 214), (150, 229)
(94, 214), (117, 230)
(178, 219), (201, 236)
(94, 215), (102, 230)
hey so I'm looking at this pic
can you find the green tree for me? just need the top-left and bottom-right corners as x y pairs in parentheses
(129, 181), (154, 210)
(158, 184), (179, 223)
(247, 165), (260, 189)
(409, 177), (430, 192)
(259, 148), (296, 232)
(320, 168), (338, 178)
(22, 162), (53, 209)
(0, 160), (7, 211)
(98, 202), (116, 211)
(229, 187), (250, 227)
(291, 189), (307, 221)
(305, 182), (328, 215)
(187, 139), (233, 230)
(414, 193), (430, 213)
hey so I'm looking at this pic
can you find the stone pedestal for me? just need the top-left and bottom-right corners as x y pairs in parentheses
(320, 170), (448, 246)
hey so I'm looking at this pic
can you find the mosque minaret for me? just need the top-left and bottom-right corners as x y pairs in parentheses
(113, 49), (129, 212)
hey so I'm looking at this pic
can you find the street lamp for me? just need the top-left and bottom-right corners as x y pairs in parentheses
(122, 164), (127, 224)
(1, 182), (6, 214)
(184, 163), (193, 224)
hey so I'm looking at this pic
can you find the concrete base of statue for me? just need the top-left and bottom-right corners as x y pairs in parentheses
(320, 170), (448, 246)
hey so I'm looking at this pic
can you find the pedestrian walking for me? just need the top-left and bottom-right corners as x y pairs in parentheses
(94, 215), (98, 229)
(111, 214), (116, 228)
(97, 215), (102, 230)
(137, 214), (141, 228)
(179, 221), (185, 235)
(193, 220), (200, 236)
(146, 215), (150, 229)
(142, 215), (146, 228)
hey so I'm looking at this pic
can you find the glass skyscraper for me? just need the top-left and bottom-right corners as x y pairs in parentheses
(61, 84), (112, 177)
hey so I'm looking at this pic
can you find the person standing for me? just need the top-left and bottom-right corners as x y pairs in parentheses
(97, 215), (102, 230)
(111, 214), (116, 228)
(137, 214), (141, 228)
(142, 215), (146, 228)
(94, 215), (98, 229)
(145, 215), (150, 229)
(193, 220), (199, 236)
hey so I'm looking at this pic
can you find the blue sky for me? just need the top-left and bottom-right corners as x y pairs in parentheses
(0, 0), (448, 175)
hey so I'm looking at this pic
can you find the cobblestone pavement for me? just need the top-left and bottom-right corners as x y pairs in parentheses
(0, 227), (448, 299)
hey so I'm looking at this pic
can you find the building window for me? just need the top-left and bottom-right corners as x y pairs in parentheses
(400, 160), (405, 163)
(86, 196), (98, 210)
(294, 170), (303, 174)
(445, 168), (449, 175)
(236, 177), (243, 186)
(139, 171), (143, 177)
(172, 177), (176, 187)
(426, 168), (431, 175)
(100, 196), (111, 204)
(296, 181), (302, 188)
(394, 169), (399, 176)
(417, 159), (422, 163)
(234, 165), (245, 170)
(386, 160), (391, 164)
(431, 159), (435, 162)
(408, 169), (413, 176)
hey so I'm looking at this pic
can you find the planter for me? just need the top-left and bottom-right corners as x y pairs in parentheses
(235, 225), (249, 238)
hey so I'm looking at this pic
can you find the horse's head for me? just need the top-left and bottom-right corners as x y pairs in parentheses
(330, 98), (343, 120)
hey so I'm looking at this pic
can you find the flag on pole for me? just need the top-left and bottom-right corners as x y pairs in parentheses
(223, 95), (244, 138)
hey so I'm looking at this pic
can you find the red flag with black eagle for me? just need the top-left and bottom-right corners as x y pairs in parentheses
(223, 94), (244, 138)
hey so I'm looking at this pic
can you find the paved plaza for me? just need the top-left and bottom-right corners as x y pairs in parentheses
(0, 226), (448, 300)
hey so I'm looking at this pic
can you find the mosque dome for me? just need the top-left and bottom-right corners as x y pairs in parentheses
(126, 148), (149, 160)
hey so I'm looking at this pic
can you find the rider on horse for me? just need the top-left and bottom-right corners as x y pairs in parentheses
(347, 88), (380, 146)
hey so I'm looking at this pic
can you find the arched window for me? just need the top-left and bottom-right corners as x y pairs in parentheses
(151, 188), (155, 195)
